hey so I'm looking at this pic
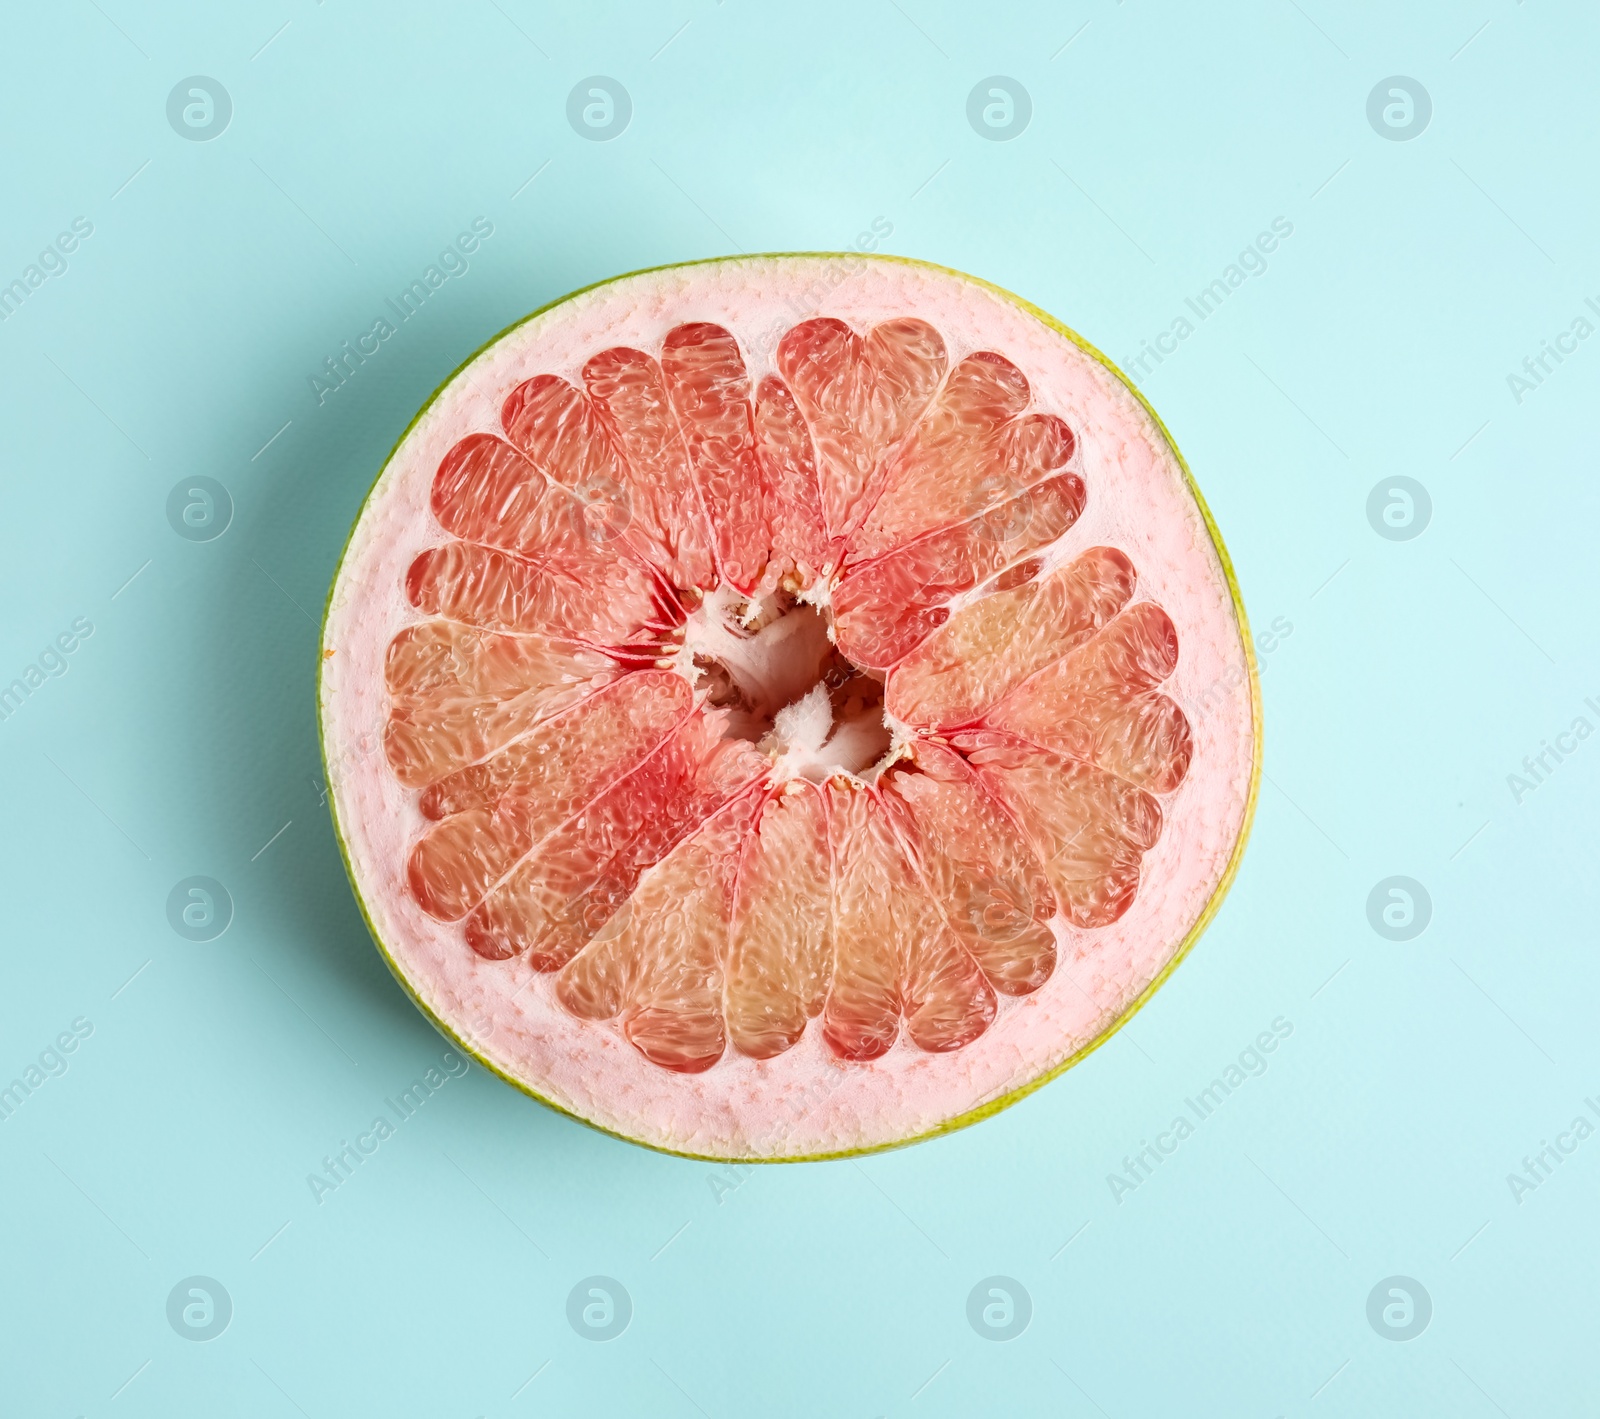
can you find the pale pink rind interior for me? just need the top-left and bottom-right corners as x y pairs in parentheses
(319, 256), (1256, 1160)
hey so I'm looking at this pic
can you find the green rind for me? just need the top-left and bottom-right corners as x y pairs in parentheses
(317, 252), (1263, 1165)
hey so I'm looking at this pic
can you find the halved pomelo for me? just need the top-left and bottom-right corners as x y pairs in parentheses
(319, 255), (1260, 1161)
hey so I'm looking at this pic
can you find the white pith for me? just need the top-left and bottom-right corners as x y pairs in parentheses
(671, 585), (900, 784)
(319, 256), (1257, 1160)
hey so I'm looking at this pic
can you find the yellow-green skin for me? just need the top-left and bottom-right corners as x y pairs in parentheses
(318, 253), (1263, 1164)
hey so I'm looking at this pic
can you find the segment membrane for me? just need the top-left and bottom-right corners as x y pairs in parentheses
(582, 346), (718, 590)
(405, 672), (692, 921)
(832, 472), (1086, 669)
(500, 375), (628, 513)
(753, 376), (831, 589)
(463, 711), (765, 968)
(846, 352), (1035, 562)
(822, 782), (995, 1060)
(880, 742), (1058, 996)
(404, 538), (675, 650)
(982, 603), (1193, 793)
(775, 317), (946, 541)
(429, 434), (560, 557)
(725, 783), (832, 1058)
(661, 323), (770, 592)
(958, 731), (1163, 929)
(383, 620), (615, 789)
(556, 793), (763, 1073)
(886, 546), (1137, 728)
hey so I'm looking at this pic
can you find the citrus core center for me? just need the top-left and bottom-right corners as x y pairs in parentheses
(681, 589), (893, 780)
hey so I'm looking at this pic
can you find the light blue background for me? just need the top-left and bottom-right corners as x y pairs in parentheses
(2, 2), (1596, 1414)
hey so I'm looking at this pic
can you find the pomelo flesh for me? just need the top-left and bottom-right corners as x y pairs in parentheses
(320, 255), (1259, 1161)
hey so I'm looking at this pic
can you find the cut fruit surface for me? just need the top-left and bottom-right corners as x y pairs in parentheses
(321, 254), (1259, 1161)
